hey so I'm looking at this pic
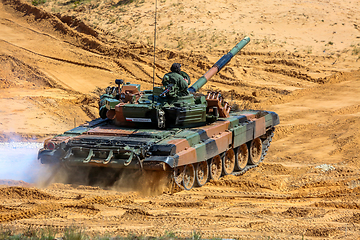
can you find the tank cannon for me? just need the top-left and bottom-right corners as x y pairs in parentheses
(38, 37), (279, 191)
(188, 36), (250, 93)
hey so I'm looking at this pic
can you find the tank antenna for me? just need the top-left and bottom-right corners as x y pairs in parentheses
(152, 0), (158, 104)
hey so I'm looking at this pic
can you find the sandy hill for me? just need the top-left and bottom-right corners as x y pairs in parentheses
(1, 0), (360, 238)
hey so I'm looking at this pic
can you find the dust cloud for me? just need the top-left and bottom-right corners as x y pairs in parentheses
(112, 169), (172, 196)
(0, 140), (43, 183)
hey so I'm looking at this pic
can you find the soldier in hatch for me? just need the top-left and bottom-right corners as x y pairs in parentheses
(162, 63), (191, 97)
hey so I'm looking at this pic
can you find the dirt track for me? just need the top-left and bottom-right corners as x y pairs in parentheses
(1, 0), (360, 239)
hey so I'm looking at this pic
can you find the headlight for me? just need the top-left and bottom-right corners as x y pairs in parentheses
(46, 141), (56, 150)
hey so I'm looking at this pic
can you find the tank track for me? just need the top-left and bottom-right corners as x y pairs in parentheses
(232, 129), (274, 176)
(171, 128), (275, 192)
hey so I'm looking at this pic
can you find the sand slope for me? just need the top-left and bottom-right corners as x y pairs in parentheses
(1, 0), (360, 238)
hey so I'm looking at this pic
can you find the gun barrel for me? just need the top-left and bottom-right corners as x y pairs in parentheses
(188, 36), (250, 93)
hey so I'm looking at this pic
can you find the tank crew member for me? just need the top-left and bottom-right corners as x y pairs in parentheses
(162, 63), (191, 97)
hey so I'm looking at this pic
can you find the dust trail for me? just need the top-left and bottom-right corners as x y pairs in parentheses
(0, 139), (172, 193)
(0, 141), (43, 183)
(112, 169), (172, 196)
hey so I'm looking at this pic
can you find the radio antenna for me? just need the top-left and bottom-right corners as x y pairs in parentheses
(152, 0), (158, 97)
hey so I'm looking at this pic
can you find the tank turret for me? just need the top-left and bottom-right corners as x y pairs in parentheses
(99, 37), (251, 129)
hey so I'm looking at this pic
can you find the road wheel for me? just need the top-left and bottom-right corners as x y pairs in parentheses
(106, 109), (116, 120)
(183, 164), (195, 190)
(249, 138), (262, 165)
(209, 155), (222, 181)
(235, 144), (249, 170)
(222, 149), (235, 175)
(173, 166), (185, 187)
(195, 161), (209, 187)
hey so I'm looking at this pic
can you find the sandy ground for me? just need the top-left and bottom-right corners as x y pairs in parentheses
(1, 0), (360, 239)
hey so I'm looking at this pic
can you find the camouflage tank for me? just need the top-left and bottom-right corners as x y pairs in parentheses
(38, 37), (279, 190)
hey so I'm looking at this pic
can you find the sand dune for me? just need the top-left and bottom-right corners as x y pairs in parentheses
(1, 0), (360, 238)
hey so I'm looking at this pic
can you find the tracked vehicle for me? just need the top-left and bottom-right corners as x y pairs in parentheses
(38, 37), (279, 190)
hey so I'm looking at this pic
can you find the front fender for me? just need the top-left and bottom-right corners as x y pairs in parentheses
(143, 155), (177, 168)
(38, 148), (65, 164)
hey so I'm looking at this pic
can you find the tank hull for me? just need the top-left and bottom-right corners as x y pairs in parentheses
(38, 110), (279, 189)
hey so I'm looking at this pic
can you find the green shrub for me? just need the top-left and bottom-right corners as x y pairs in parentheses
(32, 0), (46, 6)
(63, 226), (88, 240)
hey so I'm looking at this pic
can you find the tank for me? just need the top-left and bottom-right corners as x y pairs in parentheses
(38, 37), (280, 190)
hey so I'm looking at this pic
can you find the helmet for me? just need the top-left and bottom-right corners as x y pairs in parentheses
(170, 63), (181, 73)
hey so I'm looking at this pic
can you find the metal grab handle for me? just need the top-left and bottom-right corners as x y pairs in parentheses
(102, 150), (113, 164)
(64, 149), (73, 160)
(124, 151), (134, 166)
(83, 149), (94, 163)
(79, 149), (138, 167)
